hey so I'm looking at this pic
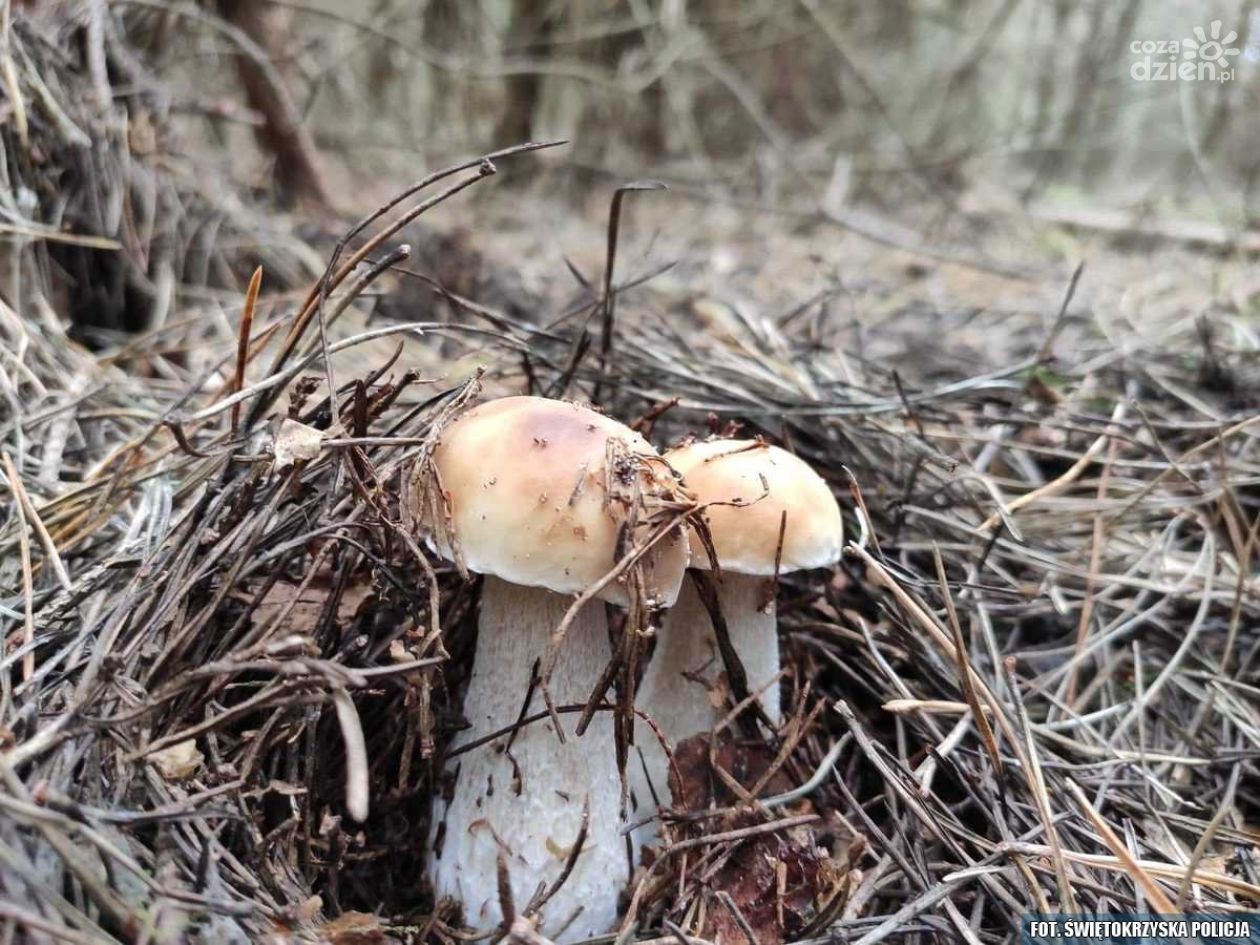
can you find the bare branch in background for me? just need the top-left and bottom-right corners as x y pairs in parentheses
(216, 0), (329, 208)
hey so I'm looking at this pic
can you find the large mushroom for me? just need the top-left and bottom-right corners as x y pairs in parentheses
(634, 439), (842, 818)
(416, 396), (689, 941)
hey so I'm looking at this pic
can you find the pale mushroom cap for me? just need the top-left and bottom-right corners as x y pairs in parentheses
(665, 439), (843, 575)
(424, 396), (690, 605)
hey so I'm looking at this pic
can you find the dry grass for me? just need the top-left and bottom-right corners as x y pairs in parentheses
(2, 4), (1260, 945)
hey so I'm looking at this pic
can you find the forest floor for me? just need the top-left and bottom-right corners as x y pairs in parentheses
(4, 115), (1260, 942)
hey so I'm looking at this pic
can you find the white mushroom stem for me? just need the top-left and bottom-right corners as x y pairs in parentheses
(629, 571), (779, 846)
(429, 577), (626, 942)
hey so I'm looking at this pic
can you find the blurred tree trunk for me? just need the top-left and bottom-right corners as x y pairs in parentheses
(423, 0), (463, 142)
(216, 0), (329, 209)
(1030, 0), (1069, 152)
(1196, 3), (1254, 172)
(1079, 0), (1143, 178)
(1020, 0), (1070, 198)
(871, 0), (914, 48)
(589, 1), (665, 157)
(923, 0), (1018, 166)
(1052, 0), (1143, 184)
(1026, 0), (1109, 194)
(495, 0), (555, 145)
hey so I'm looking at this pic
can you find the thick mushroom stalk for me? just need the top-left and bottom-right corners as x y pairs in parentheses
(429, 578), (620, 939)
(631, 439), (842, 846)
(413, 397), (689, 943)
(640, 570), (779, 742)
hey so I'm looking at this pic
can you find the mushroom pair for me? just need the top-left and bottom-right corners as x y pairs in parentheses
(416, 396), (842, 942)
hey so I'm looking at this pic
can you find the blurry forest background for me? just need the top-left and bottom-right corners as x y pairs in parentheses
(205, 0), (1260, 221)
(11, 0), (1260, 352)
(3, 1), (1260, 943)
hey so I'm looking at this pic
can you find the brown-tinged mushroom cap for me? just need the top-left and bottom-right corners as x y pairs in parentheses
(424, 396), (689, 605)
(665, 438), (842, 575)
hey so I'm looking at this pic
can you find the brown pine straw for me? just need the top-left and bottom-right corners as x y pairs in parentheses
(2, 9), (1260, 942)
(1064, 779), (1176, 913)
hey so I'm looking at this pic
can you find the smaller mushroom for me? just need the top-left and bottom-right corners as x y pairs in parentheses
(633, 439), (842, 826)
